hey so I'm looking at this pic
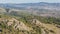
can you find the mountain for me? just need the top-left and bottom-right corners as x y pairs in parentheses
(0, 2), (60, 9)
(0, 2), (60, 17)
(0, 8), (60, 34)
(0, 2), (60, 34)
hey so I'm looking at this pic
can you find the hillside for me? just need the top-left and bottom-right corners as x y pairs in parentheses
(0, 8), (60, 34)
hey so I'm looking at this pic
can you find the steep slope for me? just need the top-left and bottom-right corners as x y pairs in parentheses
(0, 7), (60, 34)
(0, 14), (41, 34)
(0, 15), (32, 34)
(32, 19), (60, 34)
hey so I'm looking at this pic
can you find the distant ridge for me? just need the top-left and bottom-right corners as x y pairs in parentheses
(0, 2), (60, 9)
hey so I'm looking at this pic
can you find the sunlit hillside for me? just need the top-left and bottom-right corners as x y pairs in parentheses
(0, 2), (60, 34)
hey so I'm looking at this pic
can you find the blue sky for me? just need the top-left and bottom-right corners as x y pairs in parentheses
(0, 0), (60, 3)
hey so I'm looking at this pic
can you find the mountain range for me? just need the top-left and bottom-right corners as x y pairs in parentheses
(0, 2), (60, 17)
(0, 2), (60, 9)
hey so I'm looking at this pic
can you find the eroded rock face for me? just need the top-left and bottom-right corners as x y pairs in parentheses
(0, 16), (60, 34)
(5, 18), (32, 31)
(32, 19), (60, 34)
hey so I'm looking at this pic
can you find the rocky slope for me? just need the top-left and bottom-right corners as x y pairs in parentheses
(0, 8), (60, 34)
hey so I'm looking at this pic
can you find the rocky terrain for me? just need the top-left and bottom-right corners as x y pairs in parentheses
(0, 8), (60, 34)
(0, 2), (60, 34)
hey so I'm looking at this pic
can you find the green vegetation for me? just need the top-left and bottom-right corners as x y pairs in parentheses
(34, 16), (60, 25)
(0, 13), (41, 34)
(0, 8), (60, 34)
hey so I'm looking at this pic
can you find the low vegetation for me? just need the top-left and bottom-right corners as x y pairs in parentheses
(0, 8), (60, 34)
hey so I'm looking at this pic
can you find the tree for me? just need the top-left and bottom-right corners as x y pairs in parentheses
(0, 15), (1, 18)
(5, 8), (10, 13)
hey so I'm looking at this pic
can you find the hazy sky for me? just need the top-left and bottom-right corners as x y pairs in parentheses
(0, 0), (60, 3)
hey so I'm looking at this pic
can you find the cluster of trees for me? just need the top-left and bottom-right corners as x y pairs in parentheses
(35, 16), (60, 25)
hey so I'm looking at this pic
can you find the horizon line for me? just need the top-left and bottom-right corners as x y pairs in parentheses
(0, 2), (60, 4)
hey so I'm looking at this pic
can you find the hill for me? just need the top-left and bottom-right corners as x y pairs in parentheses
(0, 2), (60, 34)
